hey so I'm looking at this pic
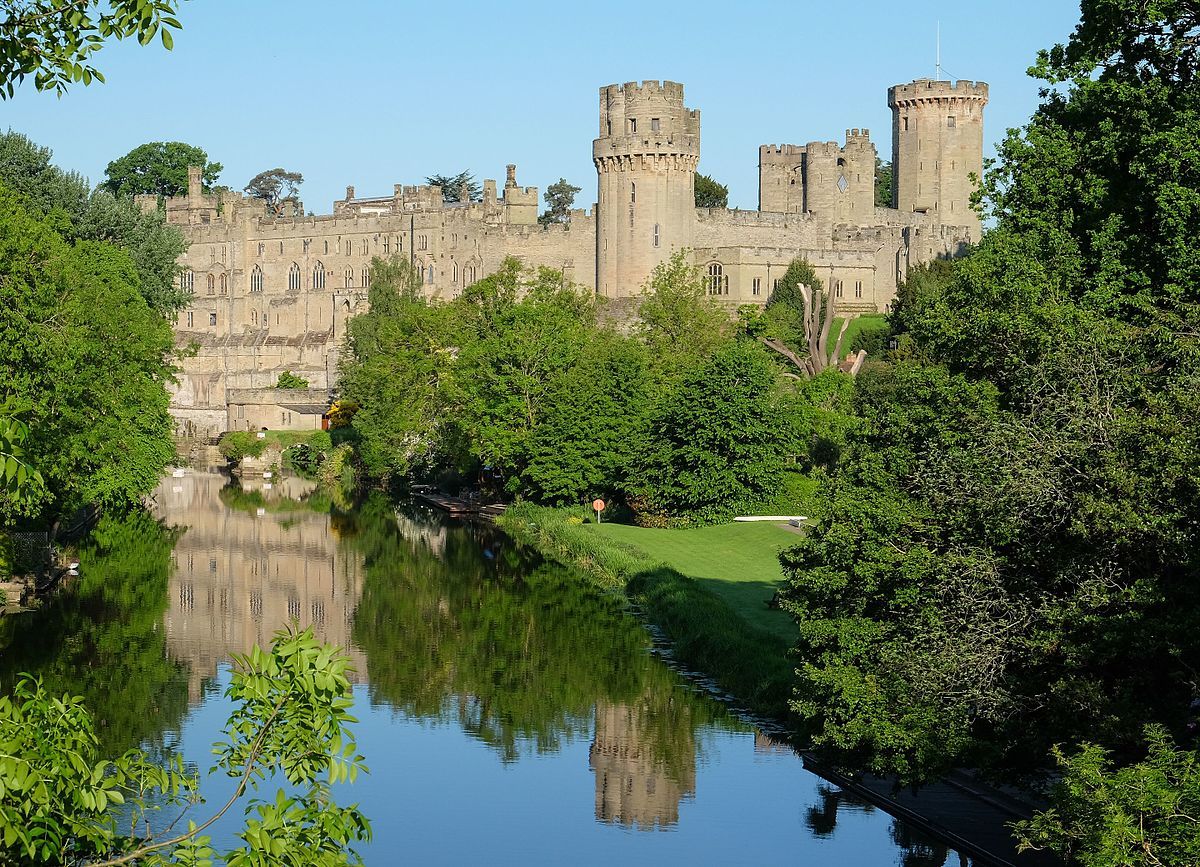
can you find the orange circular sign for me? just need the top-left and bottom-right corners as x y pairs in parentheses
(592, 499), (606, 512)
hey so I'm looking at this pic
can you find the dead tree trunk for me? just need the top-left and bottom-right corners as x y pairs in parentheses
(761, 283), (866, 378)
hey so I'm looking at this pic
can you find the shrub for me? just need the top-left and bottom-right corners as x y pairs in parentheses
(218, 431), (266, 462)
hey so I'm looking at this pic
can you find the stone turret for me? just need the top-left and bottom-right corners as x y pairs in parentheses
(593, 80), (700, 297)
(888, 78), (989, 238)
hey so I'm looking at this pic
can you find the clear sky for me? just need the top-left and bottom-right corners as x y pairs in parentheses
(4, 0), (1084, 213)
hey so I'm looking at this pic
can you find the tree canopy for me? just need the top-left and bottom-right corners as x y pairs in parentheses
(0, 0), (182, 98)
(426, 171), (481, 203)
(694, 172), (728, 209)
(102, 141), (222, 198)
(538, 177), (582, 226)
(244, 168), (304, 216)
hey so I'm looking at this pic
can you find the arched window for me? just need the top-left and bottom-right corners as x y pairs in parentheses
(250, 265), (263, 293)
(361, 268), (369, 287)
(323, 240), (329, 255)
(313, 261), (326, 290)
(219, 273), (228, 295)
(452, 261), (458, 283)
(707, 263), (725, 295)
(344, 268), (353, 288)
(288, 262), (301, 291)
(426, 264), (434, 284)
(206, 274), (215, 295)
(345, 239), (352, 255)
(630, 181), (636, 203)
(834, 280), (843, 298)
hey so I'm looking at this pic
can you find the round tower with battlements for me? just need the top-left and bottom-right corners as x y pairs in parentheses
(888, 78), (988, 239)
(593, 81), (700, 298)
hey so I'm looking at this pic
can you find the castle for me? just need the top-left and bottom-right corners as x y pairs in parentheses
(160, 77), (988, 437)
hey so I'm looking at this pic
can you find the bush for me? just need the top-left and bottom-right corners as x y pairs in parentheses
(218, 431), (266, 462)
(275, 370), (310, 389)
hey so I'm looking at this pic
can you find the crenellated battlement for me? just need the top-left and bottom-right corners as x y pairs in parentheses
(888, 78), (989, 107)
(759, 144), (805, 160)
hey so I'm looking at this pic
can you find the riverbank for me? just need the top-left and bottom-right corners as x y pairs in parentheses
(496, 502), (796, 719)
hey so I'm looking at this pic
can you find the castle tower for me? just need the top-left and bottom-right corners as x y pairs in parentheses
(888, 79), (988, 238)
(593, 81), (700, 298)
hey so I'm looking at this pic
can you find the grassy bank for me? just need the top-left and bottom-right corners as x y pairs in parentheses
(497, 503), (797, 719)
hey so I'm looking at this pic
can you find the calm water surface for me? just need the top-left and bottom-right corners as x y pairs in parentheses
(0, 472), (971, 866)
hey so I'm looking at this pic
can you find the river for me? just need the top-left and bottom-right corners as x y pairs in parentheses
(0, 471), (974, 865)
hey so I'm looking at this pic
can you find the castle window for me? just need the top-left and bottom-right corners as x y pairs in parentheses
(752, 277), (761, 296)
(324, 240), (329, 255)
(252, 309), (258, 325)
(630, 182), (635, 204)
(288, 262), (301, 291)
(707, 263), (726, 295)
(855, 280), (863, 298)
(606, 119), (611, 136)
(903, 117), (909, 131)
(837, 174), (848, 193)
(219, 273), (227, 295)
(344, 268), (353, 288)
(947, 116), (957, 128)
(206, 274), (215, 295)
(651, 118), (660, 133)
(279, 241), (283, 254)
(418, 235), (428, 251)
(180, 270), (194, 293)
(383, 236), (390, 254)
(303, 239), (310, 254)
(653, 223), (660, 247)
(209, 311), (217, 326)
(362, 268), (369, 287)
(834, 280), (843, 298)
(452, 262), (459, 283)
(186, 311), (193, 328)
(258, 243), (265, 256)
(313, 261), (326, 290)
(629, 118), (637, 134)
(250, 265), (263, 293)
(426, 265), (434, 284)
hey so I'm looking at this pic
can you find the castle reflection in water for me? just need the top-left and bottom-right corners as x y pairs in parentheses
(152, 471), (763, 831)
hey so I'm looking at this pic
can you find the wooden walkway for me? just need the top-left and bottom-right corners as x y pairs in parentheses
(412, 489), (505, 521)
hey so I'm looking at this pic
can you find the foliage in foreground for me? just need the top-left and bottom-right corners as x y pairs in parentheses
(0, 627), (370, 865)
(1015, 727), (1200, 867)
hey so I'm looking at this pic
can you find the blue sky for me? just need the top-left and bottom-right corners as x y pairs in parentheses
(5, 0), (1083, 212)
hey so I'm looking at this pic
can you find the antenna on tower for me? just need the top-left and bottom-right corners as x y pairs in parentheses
(936, 21), (942, 80)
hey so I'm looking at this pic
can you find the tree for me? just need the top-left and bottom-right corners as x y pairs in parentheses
(631, 340), (786, 526)
(244, 168), (303, 216)
(762, 258), (864, 378)
(0, 627), (371, 864)
(0, 0), (182, 98)
(874, 158), (892, 208)
(694, 172), (728, 209)
(538, 177), (581, 226)
(635, 251), (729, 377)
(0, 186), (176, 523)
(275, 371), (310, 389)
(0, 399), (44, 508)
(0, 132), (189, 314)
(102, 141), (222, 198)
(426, 171), (481, 203)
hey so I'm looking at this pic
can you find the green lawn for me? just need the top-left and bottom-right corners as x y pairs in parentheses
(587, 521), (800, 641)
(834, 314), (887, 350)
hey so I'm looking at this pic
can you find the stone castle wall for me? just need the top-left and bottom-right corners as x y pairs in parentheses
(164, 77), (987, 438)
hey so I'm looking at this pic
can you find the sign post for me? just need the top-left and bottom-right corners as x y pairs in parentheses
(592, 498), (606, 524)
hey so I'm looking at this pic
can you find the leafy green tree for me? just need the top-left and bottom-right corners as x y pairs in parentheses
(631, 340), (786, 526)
(0, 0), (182, 98)
(1015, 727), (1200, 867)
(275, 371), (310, 389)
(426, 171), (481, 203)
(0, 131), (188, 313)
(451, 259), (595, 489)
(244, 168), (303, 216)
(694, 172), (728, 209)
(873, 158), (892, 208)
(0, 627), (370, 865)
(0, 399), (44, 507)
(538, 177), (582, 226)
(0, 186), (176, 523)
(102, 141), (222, 198)
(522, 332), (653, 503)
(635, 251), (728, 378)
(339, 257), (458, 479)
